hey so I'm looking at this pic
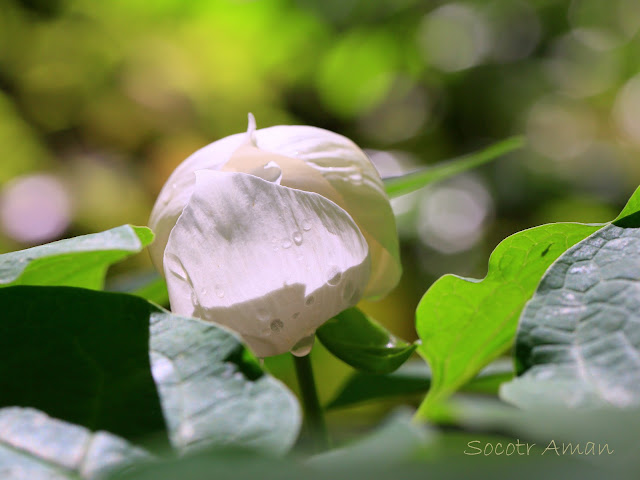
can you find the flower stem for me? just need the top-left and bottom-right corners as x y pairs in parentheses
(292, 353), (330, 452)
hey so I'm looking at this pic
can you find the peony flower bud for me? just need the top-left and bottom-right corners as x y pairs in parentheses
(149, 114), (401, 357)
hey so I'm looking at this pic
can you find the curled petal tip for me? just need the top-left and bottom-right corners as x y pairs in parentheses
(246, 113), (257, 145)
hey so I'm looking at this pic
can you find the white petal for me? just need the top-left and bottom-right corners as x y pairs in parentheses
(163, 170), (371, 357)
(148, 131), (247, 274)
(254, 126), (401, 298)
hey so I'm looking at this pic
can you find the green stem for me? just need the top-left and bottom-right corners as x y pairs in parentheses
(293, 353), (330, 452)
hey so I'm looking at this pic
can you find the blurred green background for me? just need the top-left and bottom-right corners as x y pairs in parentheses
(1, 0), (640, 434)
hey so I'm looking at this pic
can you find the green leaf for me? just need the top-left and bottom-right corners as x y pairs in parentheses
(415, 186), (640, 418)
(0, 407), (149, 480)
(316, 307), (417, 374)
(0, 286), (300, 455)
(0, 225), (153, 290)
(613, 185), (640, 227)
(327, 359), (513, 410)
(149, 311), (301, 455)
(500, 222), (640, 409)
(133, 276), (169, 306)
(308, 409), (432, 467)
(108, 271), (169, 306)
(0, 286), (167, 443)
(415, 222), (602, 418)
(383, 136), (524, 198)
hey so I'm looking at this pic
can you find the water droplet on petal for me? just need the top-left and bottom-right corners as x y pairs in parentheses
(214, 285), (225, 298)
(270, 319), (284, 332)
(282, 238), (292, 249)
(291, 333), (315, 357)
(305, 295), (315, 306)
(302, 220), (312, 231)
(293, 231), (303, 245)
(327, 265), (342, 286)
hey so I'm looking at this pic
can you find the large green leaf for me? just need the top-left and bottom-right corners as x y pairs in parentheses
(0, 286), (300, 455)
(150, 311), (301, 455)
(383, 136), (524, 198)
(415, 222), (601, 418)
(327, 359), (513, 410)
(0, 407), (149, 480)
(317, 307), (416, 374)
(0, 286), (166, 442)
(501, 222), (640, 409)
(0, 225), (153, 290)
(415, 186), (640, 419)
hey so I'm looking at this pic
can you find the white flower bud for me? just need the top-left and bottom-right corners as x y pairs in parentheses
(149, 114), (401, 357)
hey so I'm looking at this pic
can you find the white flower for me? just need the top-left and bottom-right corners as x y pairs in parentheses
(149, 114), (401, 357)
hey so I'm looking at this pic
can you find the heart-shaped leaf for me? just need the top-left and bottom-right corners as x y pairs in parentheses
(0, 225), (153, 290)
(317, 307), (416, 374)
(501, 222), (640, 409)
(383, 136), (524, 198)
(0, 407), (149, 480)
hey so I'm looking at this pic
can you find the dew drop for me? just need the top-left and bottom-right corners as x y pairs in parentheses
(293, 231), (303, 245)
(214, 285), (225, 298)
(305, 295), (315, 306)
(327, 266), (342, 286)
(302, 220), (312, 231)
(270, 319), (284, 333)
(257, 308), (269, 320)
(282, 238), (292, 249)
(291, 334), (315, 357)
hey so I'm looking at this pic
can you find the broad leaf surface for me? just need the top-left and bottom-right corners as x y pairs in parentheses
(0, 407), (148, 480)
(0, 286), (166, 442)
(0, 286), (300, 455)
(415, 222), (601, 417)
(383, 136), (524, 198)
(150, 311), (301, 455)
(501, 223), (640, 409)
(327, 359), (513, 410)
(317, 307), (416, 374)
(0, 225), (153, 290)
